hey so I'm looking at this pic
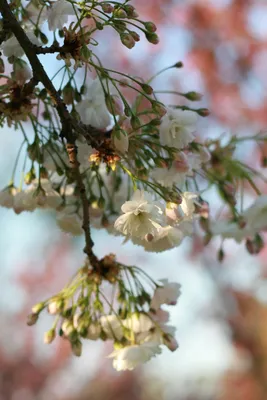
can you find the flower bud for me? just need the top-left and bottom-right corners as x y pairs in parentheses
(71, 339), (82, 356)
(130, 116), (141, 130)
(184, 91), (203, 101)
(130, 31), (140, 42)
(62, 320), (75, 337)
(120, 33), (135, 49)
(27, 313), (38, 326)
(152, 102), (167, 117)
(245, 236), (264, 255)
(48, 299), (64, 315)
(32, 302), (45, 314)
(124, 5), (138, 17)
(145, 32), (160, 45)
(63, 84), (74, 105)
(114, 8), (127, 18)
(141, 84), (153, 95)
(163, 334), (179, 352)
(173, 61), (183, 68)
(44, 329), (56, 344)
(144, 21), (157, 32)
(87, 322), (101, 340)
(107, 94), (124, 115)
(101, 3), (114, 13)
(95, 21), (104, 30)
(197, 108), (210, 117)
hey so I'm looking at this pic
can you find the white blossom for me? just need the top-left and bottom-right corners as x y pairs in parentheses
(100, 315), (124, 340)
(13, 62), (32, 85)
(0, 189), (16, 209)
(48, 0), (78, 31)
(13, 191), (37, 214)
(159, 107), (197, 149)
(180, 192), (198, 219)
(211, 196), (267, 242)
(151, 166), (187, 188)
(56, 213), (83, 235)
(149, 308), (170, 323)
(24, 1), (48, 27)
(138, 323), (178, 352)
(243, 195), (267, 231)
(123, 313), (154, 333)
(132, 225), (187, 253)
(150, 279), (181, 310)
(108, 342), (161, 371)
(114, 190), (164, 239)
(1, 32), (41, 58)
(76, 78), (111, 129)
(113, 131), (129, 154)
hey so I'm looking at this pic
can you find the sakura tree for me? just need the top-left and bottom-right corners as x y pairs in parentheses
(0, 0), (267, 373)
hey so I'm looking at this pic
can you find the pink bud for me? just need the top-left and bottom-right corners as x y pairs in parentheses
(120, 33), (135, 49)
(108, 94), (124, 116)
(164, 335), (179, 352)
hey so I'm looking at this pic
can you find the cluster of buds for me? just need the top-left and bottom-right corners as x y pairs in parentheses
(27, 256), (181, 370)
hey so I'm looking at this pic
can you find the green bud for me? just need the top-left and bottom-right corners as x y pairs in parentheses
(95, 21), (104, 30)
(144, 21), (157, 32)
(173, 61), (183, 68)
(71, 339), (82, 357)
(141, 83), (153, 95)
(183, 91), (203, 101)
(145, 32), (160, 45)
(114, 9), (127, 18)
(124, 105), (131, 117)
(130, 115), (140, 130)
(44, 329), (56, 344)
(31, 302), (45, 314)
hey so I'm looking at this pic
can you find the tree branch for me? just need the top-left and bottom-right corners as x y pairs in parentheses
(0, 0), (101, 268)
(0, 0), (72, 131)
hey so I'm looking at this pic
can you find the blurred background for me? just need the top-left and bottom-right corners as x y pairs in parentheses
(1, 0), (267, 399)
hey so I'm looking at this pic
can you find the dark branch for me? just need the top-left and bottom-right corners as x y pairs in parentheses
(0, 0), (102, 268)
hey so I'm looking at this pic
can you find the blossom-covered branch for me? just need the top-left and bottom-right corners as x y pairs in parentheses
(0, 0), (267, 372)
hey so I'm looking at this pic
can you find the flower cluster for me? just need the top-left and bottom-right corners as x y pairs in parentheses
(28, 257), (181, 371)
(114, 189), (198, 252)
